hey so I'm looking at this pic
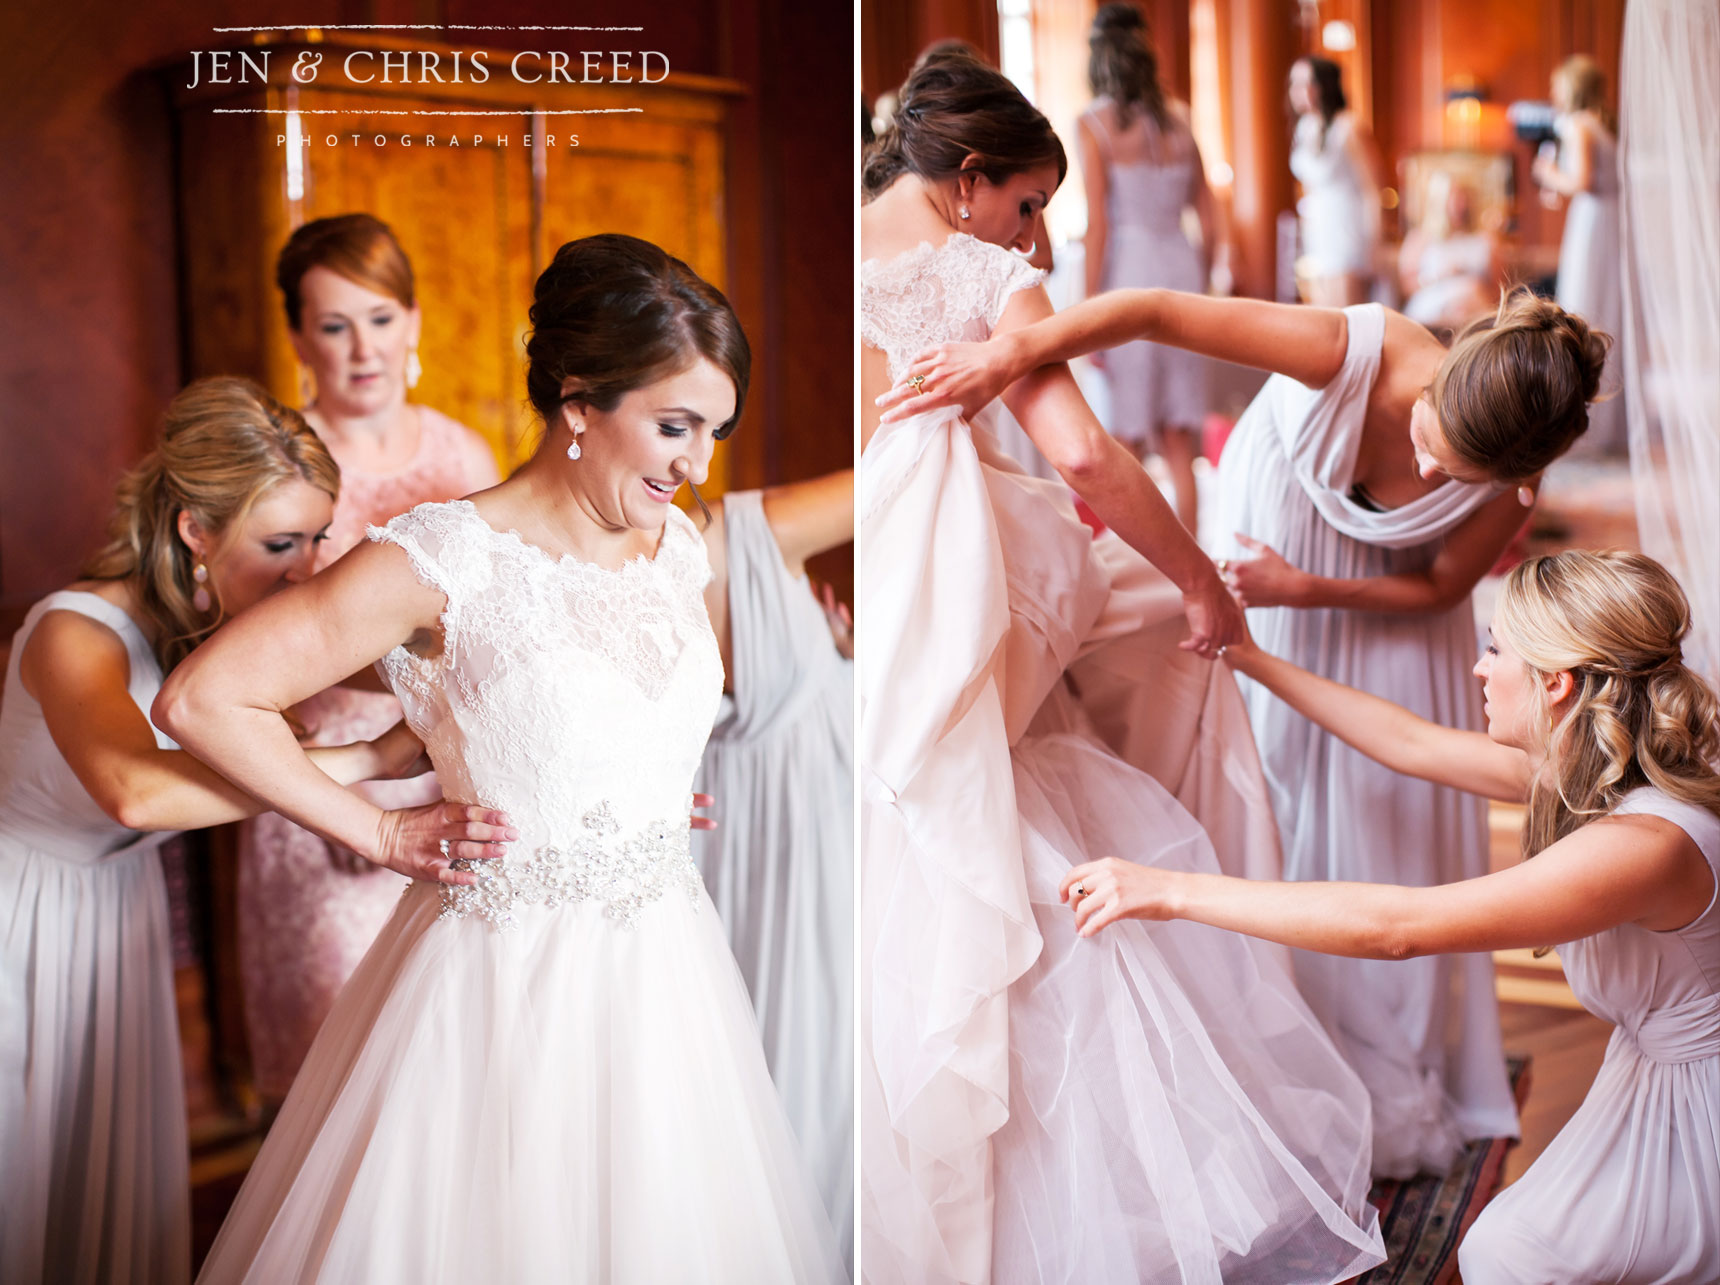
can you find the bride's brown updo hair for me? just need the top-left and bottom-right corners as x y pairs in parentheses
(524, 233), (750, 441)
(862, 48), (1067, 202)
(1495, 549), (1720, 862)
(1427, 287), (1613, 482)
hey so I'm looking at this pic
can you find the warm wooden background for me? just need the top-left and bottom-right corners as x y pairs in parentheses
(0, 0), (854, 630)
(861, 0), (1624, 301)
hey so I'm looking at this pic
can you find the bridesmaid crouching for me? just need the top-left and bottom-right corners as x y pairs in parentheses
(1064, 549), (1720, 1284)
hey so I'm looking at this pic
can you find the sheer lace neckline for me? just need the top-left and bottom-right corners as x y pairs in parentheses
(448, 498), (681, 580)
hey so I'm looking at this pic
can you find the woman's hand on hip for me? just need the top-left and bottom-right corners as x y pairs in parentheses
(369, 801), (517, 884)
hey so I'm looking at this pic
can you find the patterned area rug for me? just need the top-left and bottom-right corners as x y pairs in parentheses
(1357, 1055), (1533, 1285)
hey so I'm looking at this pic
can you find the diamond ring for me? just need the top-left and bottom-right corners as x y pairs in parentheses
(438, 838), (451, 860)
(910, 374), (926, 394)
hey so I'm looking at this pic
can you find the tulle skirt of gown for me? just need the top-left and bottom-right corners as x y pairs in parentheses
(197, 882), (842, 1284)
(860, 410), (1384, 1284)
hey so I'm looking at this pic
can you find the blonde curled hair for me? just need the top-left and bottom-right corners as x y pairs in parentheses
(83, 377), (339, 672)
(1494, 549), (1720, 863)
(1429, 286), (1612, 483)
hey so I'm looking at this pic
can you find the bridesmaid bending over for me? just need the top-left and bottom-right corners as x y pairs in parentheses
(0, 379), (442, 1285)
(883, 284), (1610, 1177)
(1063, 549), (1720, 1285)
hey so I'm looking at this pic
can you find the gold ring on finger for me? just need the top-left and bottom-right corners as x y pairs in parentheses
(1074, 883), (1088, 898)
(439, 838), (451, 859)
(1216, 558), (1230, 574)
(910, 374), (926, 394)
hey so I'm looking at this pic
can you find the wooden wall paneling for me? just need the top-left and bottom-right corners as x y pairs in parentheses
(863, 0), (1002, 103)
(1224, 0), (1296, 300)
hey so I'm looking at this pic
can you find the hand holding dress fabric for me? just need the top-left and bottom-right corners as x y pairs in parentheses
(1061, 856), (1179, 936)
(1222, 532), (1312, 608)
(876, 336), (1027, 423)
(1179, 569), (1247, 657)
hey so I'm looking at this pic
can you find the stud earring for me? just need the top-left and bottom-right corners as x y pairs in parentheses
(405, 347), (423, 391)
(192, 562), (212, 613)
(959, 205), (971, 221)
(566, 430), (582, 462)
(1517, 485), (1536, 507)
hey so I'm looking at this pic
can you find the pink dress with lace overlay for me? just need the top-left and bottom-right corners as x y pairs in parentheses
(238, 405), (499, 1100)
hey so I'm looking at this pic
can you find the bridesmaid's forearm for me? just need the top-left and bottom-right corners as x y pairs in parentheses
(1011, 289), (1165, 374)
(1172, 871), (1418, 959)
(1294, 569), (1461, 614)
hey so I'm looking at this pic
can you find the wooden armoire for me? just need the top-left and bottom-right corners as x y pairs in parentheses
(169, 32), (739, 481)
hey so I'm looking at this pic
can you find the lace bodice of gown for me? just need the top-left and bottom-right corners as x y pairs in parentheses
(368, 499), (724, 930)
(861, 233), (1045, 383)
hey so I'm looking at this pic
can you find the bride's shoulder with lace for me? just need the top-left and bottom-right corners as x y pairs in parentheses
(862, 233), (1046, 350)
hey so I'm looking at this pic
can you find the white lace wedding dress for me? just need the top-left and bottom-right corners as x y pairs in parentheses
(860, 233), (1385, 1285)
(197, 500), (842, 1284)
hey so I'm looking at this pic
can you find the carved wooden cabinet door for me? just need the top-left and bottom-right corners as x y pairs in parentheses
(172, 35), (736, 483)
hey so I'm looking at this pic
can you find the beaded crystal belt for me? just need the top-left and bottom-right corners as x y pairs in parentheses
(442, 800), (700, 931)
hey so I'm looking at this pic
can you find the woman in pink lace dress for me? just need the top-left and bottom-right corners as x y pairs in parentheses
(239, 215), (500, 1107)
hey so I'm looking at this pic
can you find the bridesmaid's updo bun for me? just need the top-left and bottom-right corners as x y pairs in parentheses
(524, 234), (749, 440)
(863, 49), (1067, 202)
(1429, 287), (1613, 482)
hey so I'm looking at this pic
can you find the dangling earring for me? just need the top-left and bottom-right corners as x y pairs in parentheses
(297, 366), (315, 408)
(959, 205), (971, 221)
(192, 562), (212, 613)
(405, 347), (423, 391)
(566, 429), (582, 461)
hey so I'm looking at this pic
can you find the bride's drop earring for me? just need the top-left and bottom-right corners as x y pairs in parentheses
(405, 347), (423, 391)
(192, 562), (212, 613)
(566, 429), (582, 461)
(959, 205), (971, 221)
(297, 365), (315, 407)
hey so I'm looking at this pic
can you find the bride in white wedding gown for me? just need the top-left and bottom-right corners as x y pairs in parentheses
(158, 236), (842, 1284)
(860, 52), (1383, 1284)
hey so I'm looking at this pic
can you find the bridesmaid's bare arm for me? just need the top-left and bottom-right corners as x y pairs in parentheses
(22, 611), (417, 832)
(1222, 636), (1531, 801)
(1064, 814), (1713, 954)
(879, 290), (1352, 422)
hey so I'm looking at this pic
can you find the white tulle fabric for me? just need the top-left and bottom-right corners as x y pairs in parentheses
(1460, 789), (1720, 1283)
(196, 501), (842, 1284)
(0, 592), (189, 1285)
(861, 233), (1383, 1284)
(693, 491), (855, 1264)
(1620, 0), (1720, 691)
(1216, 304), (1520, 1178)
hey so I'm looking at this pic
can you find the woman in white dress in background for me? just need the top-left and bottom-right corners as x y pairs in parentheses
(887, 285), (1610, 1179)
(1290, 56), (1382, 308)
(694, 469), (854, 1263)
(863, 51), (1383, 1284)
(1079, 4), (1216, 533)
(160, 235), (840, 1284)
(1534, 55), (1624, 453)
(1064, 549), (1720, 1284)
(0, 379), (424, 1285)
